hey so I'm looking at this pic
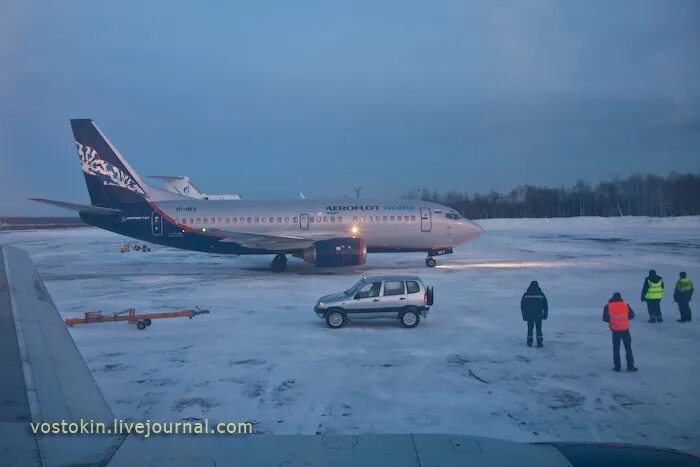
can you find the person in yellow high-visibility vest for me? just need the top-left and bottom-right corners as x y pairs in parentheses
(641, 269), (664, 323)
(673, 272), (694, 322)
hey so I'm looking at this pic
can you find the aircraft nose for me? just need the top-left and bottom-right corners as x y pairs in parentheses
(457, 219), (483, 244)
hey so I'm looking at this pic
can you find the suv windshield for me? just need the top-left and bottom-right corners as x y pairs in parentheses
(344, 279), (365, 296)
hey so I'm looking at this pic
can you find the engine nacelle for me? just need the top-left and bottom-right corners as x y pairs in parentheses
(298, 238), (367, 267)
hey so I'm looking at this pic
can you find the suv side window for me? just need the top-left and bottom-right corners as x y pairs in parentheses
(406, 281), (420, 294)
(356, 282), (382, 299)
(383, 281), (405, 296)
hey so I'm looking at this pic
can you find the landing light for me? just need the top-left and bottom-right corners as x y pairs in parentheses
(351, 225), (359, 235)
(202, 228), (208, 232)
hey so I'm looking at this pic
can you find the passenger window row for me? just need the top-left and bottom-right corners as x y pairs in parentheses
(174, 216), (345, 226)
(173, 214), (418, 226)
(352, 215), (417, 223)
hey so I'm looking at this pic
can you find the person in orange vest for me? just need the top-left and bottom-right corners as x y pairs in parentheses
(641, 269), (664, 323)
(603, 292), (638, 372)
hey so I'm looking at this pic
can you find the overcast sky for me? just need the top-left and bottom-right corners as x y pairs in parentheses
(1, 0), (698, 215)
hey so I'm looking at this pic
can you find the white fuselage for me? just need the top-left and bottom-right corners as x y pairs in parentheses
(158, 198), (483, 251)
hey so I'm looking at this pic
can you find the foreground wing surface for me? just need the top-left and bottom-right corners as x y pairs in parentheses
(0, 246), (124, 467)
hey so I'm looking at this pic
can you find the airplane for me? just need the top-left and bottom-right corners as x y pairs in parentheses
(148, 175), (242, 200)
(150, 176), (305, 201)
(32, 119), (484, 272)
(3, 245), (698, 466)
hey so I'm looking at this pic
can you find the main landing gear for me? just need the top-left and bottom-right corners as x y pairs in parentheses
(425, 256), (437, 268)
(271, 254), (287, 273)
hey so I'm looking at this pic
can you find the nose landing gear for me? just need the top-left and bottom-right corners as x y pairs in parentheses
(425, 248), (452, 268)
(271, 254), (288, 273)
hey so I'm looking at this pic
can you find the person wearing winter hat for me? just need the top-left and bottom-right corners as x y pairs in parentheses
(641, 269), (664, 323)
(603, 292), (638, 372)
(520, 281), (548, 347)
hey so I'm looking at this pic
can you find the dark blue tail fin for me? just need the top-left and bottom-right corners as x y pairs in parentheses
(71, 119), (150, 207)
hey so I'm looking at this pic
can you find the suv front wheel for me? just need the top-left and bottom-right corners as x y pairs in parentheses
(325, 309), (347, 329)
(400, 308), (420, 328)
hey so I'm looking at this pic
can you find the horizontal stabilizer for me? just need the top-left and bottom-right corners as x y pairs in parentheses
(30, 198), (121, 216)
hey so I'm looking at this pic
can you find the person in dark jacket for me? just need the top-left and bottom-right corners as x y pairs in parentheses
(641, 269), (664, 323)
(520, 281), (548, 347)
(673, 272), (694, 322)
(603, 292), (638, 372)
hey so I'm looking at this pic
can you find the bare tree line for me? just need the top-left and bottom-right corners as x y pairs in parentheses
(407, 173), (700, 219)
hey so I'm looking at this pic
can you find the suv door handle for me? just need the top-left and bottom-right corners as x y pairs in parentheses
(372, 299), (380, 302)
(399, 297), (406, 300)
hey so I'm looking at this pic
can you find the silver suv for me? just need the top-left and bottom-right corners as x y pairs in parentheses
(315, 275), (434, 329)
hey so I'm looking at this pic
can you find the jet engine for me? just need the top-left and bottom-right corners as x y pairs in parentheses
(296, 238), (367, 267)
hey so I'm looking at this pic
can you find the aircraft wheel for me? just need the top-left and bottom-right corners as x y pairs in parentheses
(425, 257), (437, 268)
(271, 254), (287, 273)
(136, 320), (147, 330)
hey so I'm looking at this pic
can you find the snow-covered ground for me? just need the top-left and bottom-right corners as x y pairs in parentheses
(1, 216), (699, 451)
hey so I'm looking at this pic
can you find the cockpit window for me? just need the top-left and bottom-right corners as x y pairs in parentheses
(445, 212), (462, 220)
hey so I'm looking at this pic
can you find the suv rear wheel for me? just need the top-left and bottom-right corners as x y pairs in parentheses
(400, 308), (420, 328)
(325, 309), (346, 329)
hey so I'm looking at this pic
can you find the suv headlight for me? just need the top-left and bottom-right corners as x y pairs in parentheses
(317, 301), (326, 308)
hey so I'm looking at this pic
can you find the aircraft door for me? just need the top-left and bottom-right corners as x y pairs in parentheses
(151, 211), (163, 236)
(300, 213), (309, 229)
(420, 208), (432, 232)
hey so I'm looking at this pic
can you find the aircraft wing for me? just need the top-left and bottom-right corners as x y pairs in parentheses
(0, 246), (125, 467)
(30, 198), (121, 216)
(217, 230), (340, 250)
